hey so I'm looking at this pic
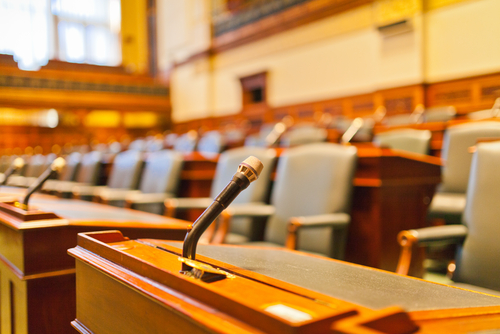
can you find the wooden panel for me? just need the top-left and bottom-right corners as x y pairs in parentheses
(426, 72), (500, 115)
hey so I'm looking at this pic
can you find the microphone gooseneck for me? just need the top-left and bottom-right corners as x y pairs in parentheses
(1, 158), (25, 186)
(182, 156), (263, 270)
(22, 157), (66, 208)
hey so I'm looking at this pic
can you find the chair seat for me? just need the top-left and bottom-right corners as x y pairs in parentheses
(224, 233), (252, 245)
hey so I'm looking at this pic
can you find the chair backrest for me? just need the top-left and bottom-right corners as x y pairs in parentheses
(265, 143), (357, 257)
(174, 131), (198, 153)
(211, 147), (276, 203)
(139, 150), (184, 194)
(373, 129), (431, 155)
(75, 151), (103, 184)
(107, 150), (144, 189)
(244, 123), (277, 147)
(59, 152), (81, 181)
(441, 121), (500, 193)
(279, 125), (328, 147)
(467, 109), (498, 121)
(24, 154), (47, 177)
(454, 141), (500, 291)
(197, 131), (225, 154)
(424, 106), (456, 123)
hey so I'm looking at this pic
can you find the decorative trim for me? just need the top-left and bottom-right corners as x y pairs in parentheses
(0, 75), (168, 96)
(212, 0), (373, 52)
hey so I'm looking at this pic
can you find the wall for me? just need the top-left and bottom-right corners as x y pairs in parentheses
(425, 0), (500, 82)
(157, 0), (497, 123)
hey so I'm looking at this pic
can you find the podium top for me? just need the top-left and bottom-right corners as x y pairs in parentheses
(158, 241), (500, 312)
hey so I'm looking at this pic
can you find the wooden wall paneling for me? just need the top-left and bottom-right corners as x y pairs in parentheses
(379, 84), (425, 115)
(348, 93), (375, 118)
(426, 78), (477, 115)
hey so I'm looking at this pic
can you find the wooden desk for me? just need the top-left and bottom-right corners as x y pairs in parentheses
(178, 146), (441, 272)
(0, 193), (190, 334)
(69, 231), (500, 334)
(348, 146), (441, 272)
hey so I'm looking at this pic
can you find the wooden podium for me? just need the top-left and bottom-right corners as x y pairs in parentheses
(70, 231), (500, 334)
(0, 194), (190, 334)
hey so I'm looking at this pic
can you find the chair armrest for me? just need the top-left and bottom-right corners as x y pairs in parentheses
(125, 192), (174, 204)
(286, 213), (351, 250)
(209, 203), (275, 244)
(225, 203), (275, 217)
(164, 197), (213, 217)
(72, 185), (107, 197)
(396, 225), (468, 275)
(399, 225), (468, 246)
(98, 189), (139, 202)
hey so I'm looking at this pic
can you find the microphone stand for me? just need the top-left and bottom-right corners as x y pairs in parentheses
(22, 158), (66, 210)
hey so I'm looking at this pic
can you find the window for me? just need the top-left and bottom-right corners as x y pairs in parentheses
(0, 0), (121, 71)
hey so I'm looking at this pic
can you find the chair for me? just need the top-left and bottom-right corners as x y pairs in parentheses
(467, 98), (500, 120)
(96, 150), (184, 214)
(165, 147), (277, 242)
(52, 150), (103, 198)
(72, 150), (144, 205)
(279, 124), (328, 147)
(43, 151), (82, 193)
(423, 106), (456, 123)
(373, 129), (432, 155)
(197, 130), (226, 155)
(427, 121), (500, 225)
(6, 154), (47, 187)
(173, 131), (198, 153)
(217, 143), (358, 259)
(396, 141), (500, 295)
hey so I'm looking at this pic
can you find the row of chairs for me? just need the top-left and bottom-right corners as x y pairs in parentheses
(396, 140), (500, 295)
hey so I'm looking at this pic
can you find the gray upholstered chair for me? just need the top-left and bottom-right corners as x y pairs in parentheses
(52, 150), (103, 198)
(173, 131), (198, 153)
(165, 146), (277, 242)
(7, 153), (48, 187)
(428, 121), (500, 225)
(42, 151), (82, 193)
(72, 149), (143, 204)
(95, 149), (185, 214)
(217, 143), (358, 259)
(279, 125), (328, 147)
(373, 129), (432, 155)
(423, 106), (456, 123)
(396, 141), (500, 295)
(197, 130), (225, 155)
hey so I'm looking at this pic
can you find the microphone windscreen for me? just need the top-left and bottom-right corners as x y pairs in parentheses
(51, 157), (66, 172)
(238, 156), (263, 183)
(13, 157), (25, 169)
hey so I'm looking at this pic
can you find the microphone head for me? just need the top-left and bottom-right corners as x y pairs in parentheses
(238, 156), (263, 183)
(51, 157), (66, 173)
(12, 157), (25, 170)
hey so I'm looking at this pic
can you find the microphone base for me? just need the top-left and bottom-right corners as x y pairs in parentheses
(0, 201), (61, 222)
(179, 257), (234, 283)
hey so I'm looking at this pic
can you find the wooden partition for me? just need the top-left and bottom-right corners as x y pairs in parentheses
(0, 190), (189, 334)
(0, 56), (170, 152)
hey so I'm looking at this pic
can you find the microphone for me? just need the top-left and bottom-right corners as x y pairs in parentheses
(1, 157), (25, 186)
(340, 117), (364, 144)
(22, 157), (66, 209)
(182, 156), (263, 271)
